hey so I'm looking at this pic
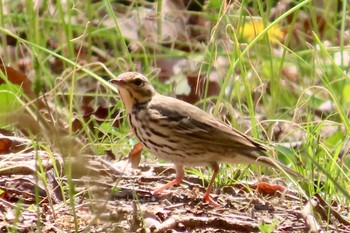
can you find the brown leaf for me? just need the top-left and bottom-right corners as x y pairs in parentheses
(286, 12), (326, 48)
(0, 138), (11, 154)
(155, 58), (182, 82)
(0, 65), (34, 100)
(128, 142), (143, 168)
(176, 73), (220, 104)
(257, 182), (285, 195)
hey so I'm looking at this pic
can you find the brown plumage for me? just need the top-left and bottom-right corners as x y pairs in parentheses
(111, 72), (300, 206)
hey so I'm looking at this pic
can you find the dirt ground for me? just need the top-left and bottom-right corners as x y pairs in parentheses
(0, 149), (349, 233)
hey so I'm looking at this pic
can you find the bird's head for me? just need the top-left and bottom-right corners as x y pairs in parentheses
(111, 72), (156, 113)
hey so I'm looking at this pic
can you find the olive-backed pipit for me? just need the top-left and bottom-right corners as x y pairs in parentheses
(111, 72), (300, 206)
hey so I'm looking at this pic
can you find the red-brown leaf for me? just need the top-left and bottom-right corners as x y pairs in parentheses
(128, 142), (143, 168)
(0, 138), (12, 154)
(257, 182), (285, 195)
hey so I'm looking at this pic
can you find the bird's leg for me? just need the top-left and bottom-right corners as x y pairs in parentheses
(152, 164), (184, 195)
(203, 162), (220, 206)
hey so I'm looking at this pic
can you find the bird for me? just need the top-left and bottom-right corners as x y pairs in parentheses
(111, 72), (301, 206)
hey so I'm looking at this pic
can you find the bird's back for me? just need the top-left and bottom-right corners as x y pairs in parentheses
(130, 93), (267, 165)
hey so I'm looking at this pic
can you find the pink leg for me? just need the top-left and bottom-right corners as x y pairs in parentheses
(152, 164), (184, 195)
(203, 163), (220, 206)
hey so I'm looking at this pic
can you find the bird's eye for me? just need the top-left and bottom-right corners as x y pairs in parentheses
(133, 78), (144, 87)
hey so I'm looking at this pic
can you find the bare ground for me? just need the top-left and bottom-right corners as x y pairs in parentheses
(0, 147), (349, 233)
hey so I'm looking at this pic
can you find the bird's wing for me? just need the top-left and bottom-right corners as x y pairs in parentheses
(149, 94), (266, 153)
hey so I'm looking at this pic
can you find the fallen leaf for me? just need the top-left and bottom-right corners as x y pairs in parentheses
(128, 142), (143, 168)
(257, 182), (285, 195)
(0, 138), (11, 154)
(0, 65), (34, 100)
(176, 73), (220, 104)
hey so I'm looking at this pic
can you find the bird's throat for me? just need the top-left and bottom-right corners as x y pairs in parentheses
(117, 88), (136, 114)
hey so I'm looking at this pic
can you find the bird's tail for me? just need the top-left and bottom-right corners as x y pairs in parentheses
(256, 156), (305, 179)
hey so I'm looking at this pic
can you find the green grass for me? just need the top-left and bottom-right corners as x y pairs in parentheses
(0, 0), (349, 230)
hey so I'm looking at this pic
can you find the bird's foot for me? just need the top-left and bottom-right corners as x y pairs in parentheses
(152, 191), (172, 198)
(203, 193), (220, 207)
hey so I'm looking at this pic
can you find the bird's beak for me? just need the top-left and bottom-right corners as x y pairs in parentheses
(110, 79), (125, 87)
